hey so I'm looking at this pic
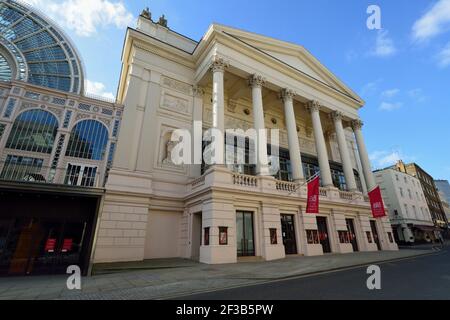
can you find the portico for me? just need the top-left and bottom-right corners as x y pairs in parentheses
(93, 16), (398, 267)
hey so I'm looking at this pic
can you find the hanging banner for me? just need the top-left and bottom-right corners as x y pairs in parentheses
(306, 175), (320, 214)
(368, 186), (386, 218)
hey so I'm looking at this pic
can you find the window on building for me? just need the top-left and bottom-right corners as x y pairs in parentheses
(387, 232), (394, 243)
(408, 189), (412, 199)
(65, 120), (109, 160)
(412, 205), (417, 219)
(338, 231), (351, 244)
(63, 164), (97, 187)
(399, 187), (404, 197)
(395, 174), (399, 181)
(0, 155), (44, 181)
(6, 109), (59, 154)
(366, 231), (373, 243)
(404, 204), (409, 216)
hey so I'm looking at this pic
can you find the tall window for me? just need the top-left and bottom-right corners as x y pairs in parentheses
(6, 109), (58, 153)
(65, 120), (108, 160)
(0, 155), (44, 181)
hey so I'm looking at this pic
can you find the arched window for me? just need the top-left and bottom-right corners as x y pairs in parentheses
(6, 109), (59, 153)
(65, 120), (108, 160)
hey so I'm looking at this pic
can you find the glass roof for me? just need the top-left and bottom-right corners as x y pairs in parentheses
(0, 0), (84, 93)
(0, 52), (12, 81)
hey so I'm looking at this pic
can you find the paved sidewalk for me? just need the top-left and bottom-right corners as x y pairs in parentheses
(0, 248), (436, 300)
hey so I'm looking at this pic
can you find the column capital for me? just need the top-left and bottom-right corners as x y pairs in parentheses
(351, 119), (364, 130)
(248, 74), (266, 89)
(192, 85), (205, 98)
(306, 100), (322, 112)
(210, 55), (229, 73)
(279, 88), (296, 102)
(330, 111), (344, 121)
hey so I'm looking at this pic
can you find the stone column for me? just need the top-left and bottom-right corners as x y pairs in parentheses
(248, 74), (269, 176)
(307, 100), (333, 187)
(352, 120), (376, 192)
(281, 89), (304, 182)
(211, 56), (228, 133)
(331, 111), (357, 191)
(190, 85), (204, 178)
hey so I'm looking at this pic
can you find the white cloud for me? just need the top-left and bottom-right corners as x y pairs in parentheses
(371, 30), (397, 57)
(379, 101), (402, 111)
(437, 42), (450, 67)
(412, 0), (450, 42)
(370, 150), (415, 169)
(24, 0), (134, 37)
(408, 88), (426, 103)
(360, 79), (382, 97)
(381, 88), (400, 98)
(85, 80), (115, 100)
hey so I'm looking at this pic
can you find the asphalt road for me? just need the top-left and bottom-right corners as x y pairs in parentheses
(177, 247), (450, 300)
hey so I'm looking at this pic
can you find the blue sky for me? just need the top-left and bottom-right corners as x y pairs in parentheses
(25, 0), (450, 181)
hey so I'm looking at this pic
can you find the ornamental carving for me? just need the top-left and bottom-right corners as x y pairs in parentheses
(307, 100), (322, 112)
(330, 111), (344, 121)
(248, 74), (266, 88)
(351, 119), (364, 130)
(227, 99), (238, 113)
(279, 88), (295, 102)
(161, 76), (191, 94)
(192, 85), (205, 98)
(47, 106), (63, 118)
(162, 94), (191, 115)
(210, 55), (229, 73)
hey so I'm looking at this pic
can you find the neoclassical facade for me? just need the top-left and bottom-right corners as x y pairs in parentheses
(92, 12), (398, 265)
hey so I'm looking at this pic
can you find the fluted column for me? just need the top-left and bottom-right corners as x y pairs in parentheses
(352, 120), (376, 191)
(331, 111), (357, 191)
(307, 101), (333, 187)
(280, 89), (304, 182)
(210, 56), (228, 133)
(248, 74), (269, 176)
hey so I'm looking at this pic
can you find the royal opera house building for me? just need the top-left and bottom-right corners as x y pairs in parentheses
(0, 2), (397, 276)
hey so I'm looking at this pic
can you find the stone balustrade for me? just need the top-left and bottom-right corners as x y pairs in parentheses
(276, 180), (298, 192)
(232, 172), (258, 188)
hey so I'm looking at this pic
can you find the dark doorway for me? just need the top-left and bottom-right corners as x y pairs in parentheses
(0, 189), (99, 276)
(316, 216), (331, 253)
(281, 214), (297, 255)
(236, 211), (255, 257)
(191, 212), (202, 261)
(346, 218), (359, 252)
(370, 220), (381, 250)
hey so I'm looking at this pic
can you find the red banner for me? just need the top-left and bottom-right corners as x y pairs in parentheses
(368, 186), (386, 218)
(306, 176), (320, 214)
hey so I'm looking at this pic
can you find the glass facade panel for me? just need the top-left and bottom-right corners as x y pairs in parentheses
(65, 120), (108, 161)
(0, 53), (12, 81)
(6, 109), (58, 153)
(0, 154), (44, 181)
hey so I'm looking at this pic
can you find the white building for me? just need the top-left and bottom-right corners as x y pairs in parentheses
(90, 10), (398, 266)
(374, 168), (434, 244)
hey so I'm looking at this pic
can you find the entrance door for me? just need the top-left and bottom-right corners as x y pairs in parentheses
(370, 220), (381, 250)
(316, 216), (331, 253)
(191, 212), (202, 261)
(236, 211), (255, 257)
(281, 215), (297, 255)
(346, 219), (359, 252)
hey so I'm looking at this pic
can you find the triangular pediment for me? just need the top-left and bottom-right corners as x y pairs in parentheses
(210, 24), (363, 104)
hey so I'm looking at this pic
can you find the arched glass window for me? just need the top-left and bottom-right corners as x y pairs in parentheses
(65, 120), (108, 161)
(6, 109), (59, 153)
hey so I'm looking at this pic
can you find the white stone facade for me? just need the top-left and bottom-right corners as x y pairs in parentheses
(374, 168), (434, 243)
(90, 15), (398, 266)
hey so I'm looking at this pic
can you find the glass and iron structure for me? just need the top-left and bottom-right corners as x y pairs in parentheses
(0, 0), (123, 188)
(0, 0), (84, 93)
